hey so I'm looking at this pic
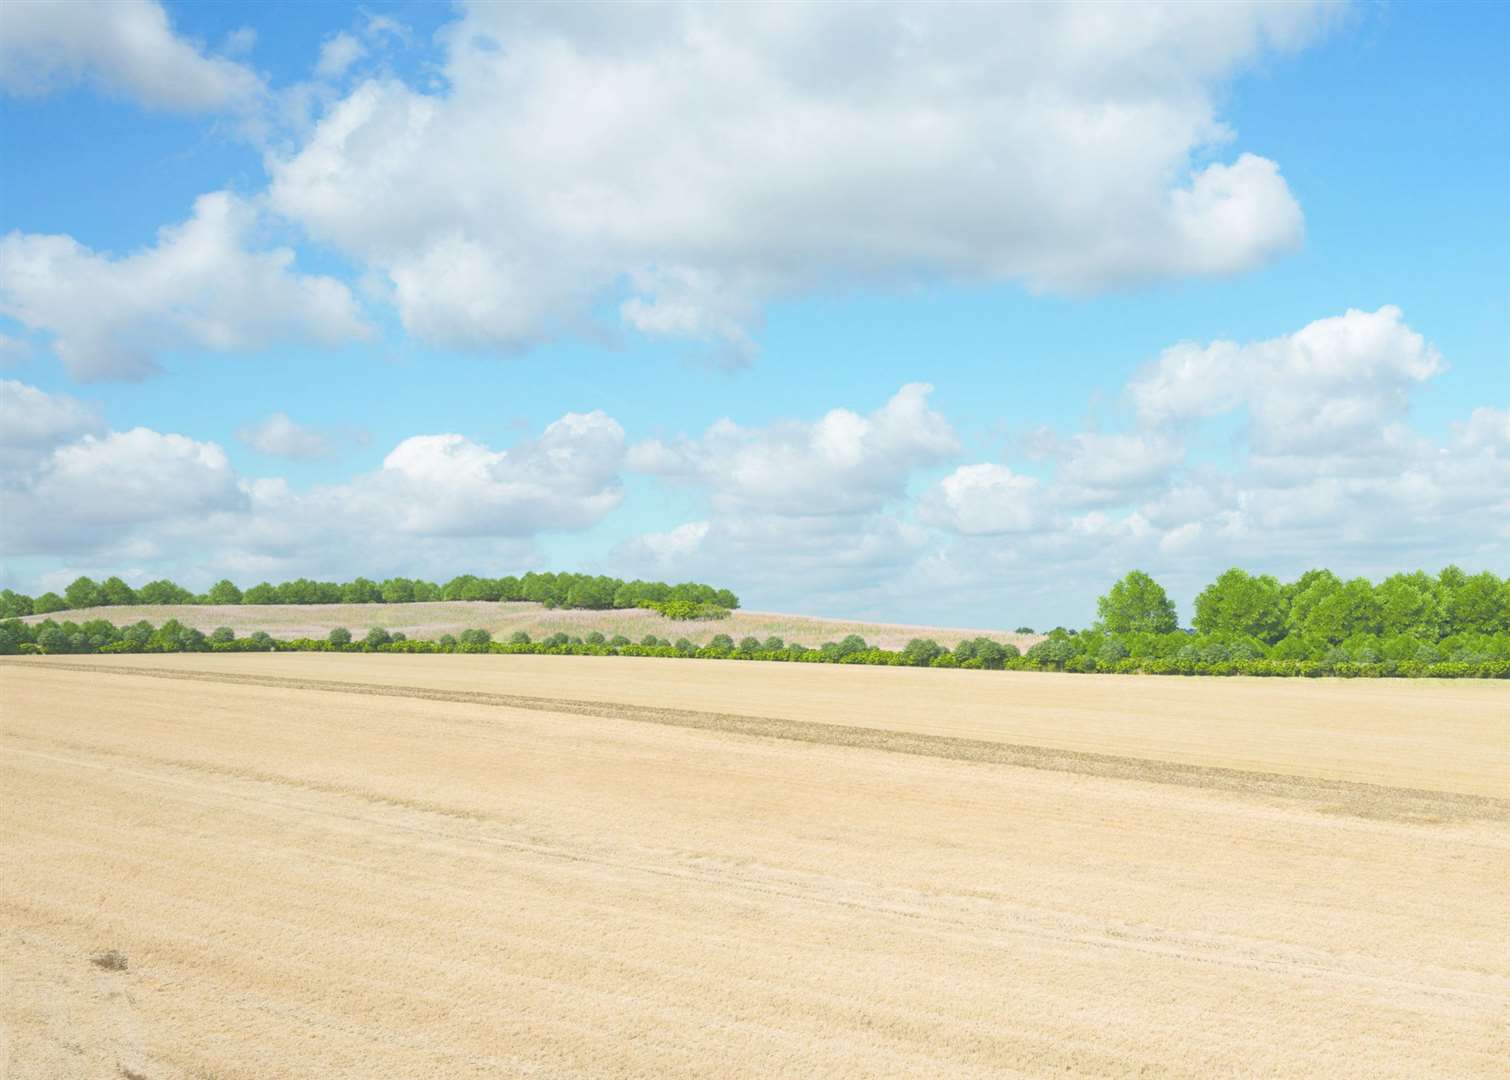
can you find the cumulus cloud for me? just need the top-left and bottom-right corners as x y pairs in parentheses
(0, 0), (263, 112)
(0, 379), (102, 449)
(2, 404), (628, 581)
(0, 191), (371, 381)
(237, 412), (335, 461)
(629, 383), (958, 515)
(919, 464), (1043, 536)
(1128, 305), (1444, 456)
(3, 427), (245, 553)
(265, 1), (1329, 358)
(614, 306), (1505, 625)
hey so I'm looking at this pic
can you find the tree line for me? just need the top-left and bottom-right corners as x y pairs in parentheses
(0, 572), (739, 618)
(1024, 565), (1510, 671)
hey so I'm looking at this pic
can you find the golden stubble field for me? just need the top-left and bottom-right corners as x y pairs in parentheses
(1, 654), (1507, 1079)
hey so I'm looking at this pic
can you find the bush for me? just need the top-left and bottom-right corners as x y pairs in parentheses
(608, 634), (631, 647)
(328, 627), (353, 646)
(210, 626), (236, 644)
(458, 628), (492, 647)
(438, 634), (457, 647)
(364, 627), (392, 648)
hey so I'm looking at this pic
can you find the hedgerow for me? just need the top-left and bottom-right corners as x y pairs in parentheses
(3, 617), (1506, 678)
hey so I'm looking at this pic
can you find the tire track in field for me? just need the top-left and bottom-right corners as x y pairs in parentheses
(6, 659), (1507, 822)
(8, 741), (1495, 1009)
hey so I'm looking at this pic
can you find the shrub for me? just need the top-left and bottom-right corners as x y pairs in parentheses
(458, 628), (492, 647)
(364, 627), (392, 647)
(328, 627), (353, 646)
(210, 626), (236, 644)
(608, 634), (631, 647)
(438, 633), (457, 647)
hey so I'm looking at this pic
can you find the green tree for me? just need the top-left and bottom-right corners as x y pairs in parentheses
(33, 592), (67, 614)
(341, 577), (382, 604)
(1441, 570), (1507, 635)
(458, 628), (492, 647)
(1095, 571), (1178, 634)
(100, 576), (137, 606)
(328, 627), (353, 646)
(1376, 571), (1440, 638)
(206, 579), (243, 605)
(64, 576), (104, 610)
(1284, 570), (1341, 637)
(243, 582), (279, 604)
(210, 626), (236, 644)
(380, 578), (416, 603)
(364, 627), (392, 647)
(1298, 577), (1382, 644)
(0, 590), (34, 617)
(1192, 569), (1285, 642)
(137, 579), (192, 605)
(901, 638), (944, 666)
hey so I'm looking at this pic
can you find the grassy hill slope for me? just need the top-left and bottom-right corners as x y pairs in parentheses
(24, 600), (1043, 652)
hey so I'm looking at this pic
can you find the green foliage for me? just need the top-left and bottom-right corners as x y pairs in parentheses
(7, 615), (1508, 678)
(901, 638), (945, 667)
(100, 576), (137, 606)
(0, 590), (34, 617)
(1096, 571), (1178, 635)
(646, 599), (731, 620)
(206, 579), (243, 605)
(1192, 569), (1285, 643)
(33, 591), (67, 614)
(64, 576), (105, 610)
(328, 627), (352, 646)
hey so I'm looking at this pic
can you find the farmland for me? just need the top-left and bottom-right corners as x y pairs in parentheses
(2, 654), (1507, 1078)
(20, 600), (1043, 652)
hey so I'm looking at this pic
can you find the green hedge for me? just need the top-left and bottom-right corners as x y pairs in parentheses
(4, 618), (1506, 678)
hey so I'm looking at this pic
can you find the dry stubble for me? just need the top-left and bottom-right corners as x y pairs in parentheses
(1, 655), (1506, 1079)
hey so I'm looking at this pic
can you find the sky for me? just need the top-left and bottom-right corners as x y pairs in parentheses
(1, 0), (1506, 629)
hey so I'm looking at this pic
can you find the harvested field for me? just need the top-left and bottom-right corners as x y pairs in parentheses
(21, 600), (1043, 651)
(2, 655), (1507, 1078)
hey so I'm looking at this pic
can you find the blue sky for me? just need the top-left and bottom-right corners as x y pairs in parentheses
(1, 0), (1506, 628)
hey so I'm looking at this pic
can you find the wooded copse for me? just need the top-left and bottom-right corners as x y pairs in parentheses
(0, 572), (739, 618)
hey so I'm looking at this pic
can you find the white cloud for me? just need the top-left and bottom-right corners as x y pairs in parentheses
(0, 191), (371, 381)
(237, 412), (335, 461)
(1042, 430), (1186, 505)
(615, 306), (1500, 626)
(265, 1), (1331, 357)
(0, 0), (263, 112)
(3, 427), (245, 553)
(0, 379), (101, 448)
(1128, 305), (1444, 455)
(1455, 407), (1510, 453)
(359, 412), (625, 537)
(920, 464), (1043, 536)
(314, 32), (366, 81)
(1, 408), (628, 580)
(630, 383), (958, 515)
